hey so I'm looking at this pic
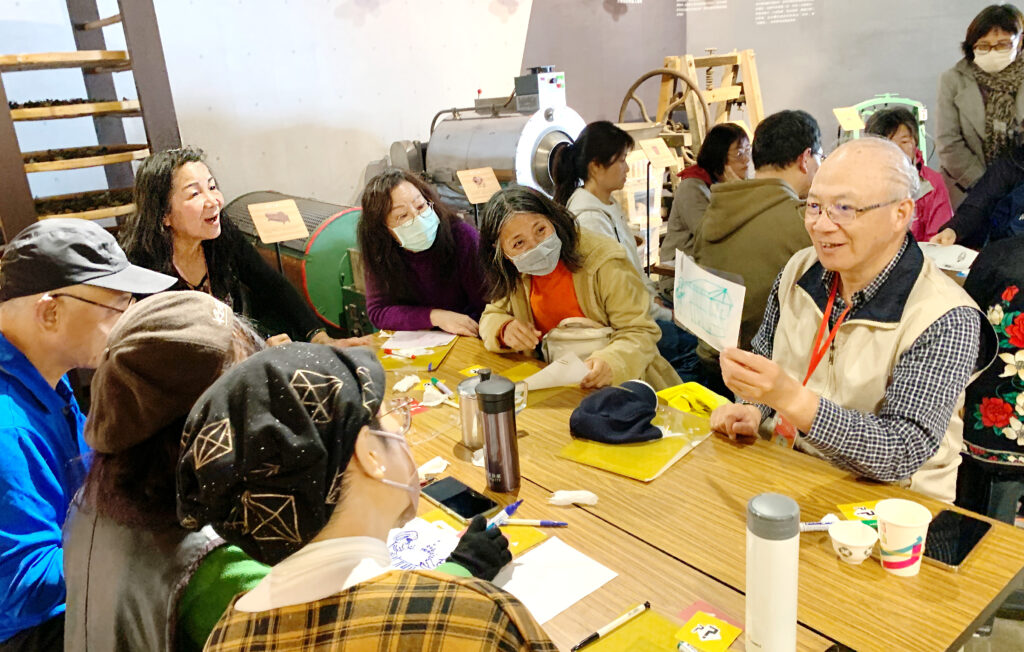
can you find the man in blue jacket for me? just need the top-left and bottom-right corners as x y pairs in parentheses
(0, 219), (174, 650)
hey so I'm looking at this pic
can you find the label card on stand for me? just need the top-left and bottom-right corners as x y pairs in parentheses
(248, 199), (309, 244)
(637, 137), (678, 169)
(456, 167), (501, 205)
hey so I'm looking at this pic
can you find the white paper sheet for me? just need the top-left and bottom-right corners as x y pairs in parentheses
(918, 243), (978, 273)
(386, 518), (460, 571)
(493, 537), (616, 624)
(521, 353), (589, 390)
(673, 252), (745, 352)
(383, 330), (457, 350)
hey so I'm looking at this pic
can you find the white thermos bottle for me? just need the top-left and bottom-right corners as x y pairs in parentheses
(745, 493), (799, 651)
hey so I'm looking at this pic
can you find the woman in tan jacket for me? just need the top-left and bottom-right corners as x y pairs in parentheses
(477, 186), (680, 390)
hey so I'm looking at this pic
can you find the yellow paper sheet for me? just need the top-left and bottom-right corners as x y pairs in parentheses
(377, 338), (457, 372)
(583, 608), (680, 651)
(837, 500), (880, 527)
(675, 611), (742, 652)
(420, 508), (548, 557)
(559, 409), (710, 482)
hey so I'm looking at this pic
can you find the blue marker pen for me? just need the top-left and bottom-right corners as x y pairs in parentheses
(487, 499), (523, 530)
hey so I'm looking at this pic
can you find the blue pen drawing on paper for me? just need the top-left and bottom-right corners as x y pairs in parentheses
(387, 518), (460, 570)
(672, 252), (746, 352)
(676, 279), (734, 338)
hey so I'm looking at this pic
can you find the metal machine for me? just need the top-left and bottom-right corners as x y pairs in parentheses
(837, 93), (930, 158)
(223, 191), (374, 337)
(390, 67), (586, 205)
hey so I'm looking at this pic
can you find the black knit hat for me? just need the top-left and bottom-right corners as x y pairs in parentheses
(569, 380), (661, 444)
(176, 342), (384, 564)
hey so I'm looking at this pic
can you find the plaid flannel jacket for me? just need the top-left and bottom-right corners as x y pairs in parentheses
(203, 569), (558, 652)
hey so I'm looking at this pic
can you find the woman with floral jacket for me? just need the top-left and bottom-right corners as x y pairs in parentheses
(959, 233), (1024, 522)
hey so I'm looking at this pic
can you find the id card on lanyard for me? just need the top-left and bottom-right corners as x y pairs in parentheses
(772, 276), (850, 447)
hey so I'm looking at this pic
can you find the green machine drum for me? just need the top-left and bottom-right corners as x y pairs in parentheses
(223, 191), (374, 337)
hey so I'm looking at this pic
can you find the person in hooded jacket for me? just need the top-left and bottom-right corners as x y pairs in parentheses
(692, 110), (820, 395)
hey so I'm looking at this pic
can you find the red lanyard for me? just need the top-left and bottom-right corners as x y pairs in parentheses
(802, 276), (850, 386)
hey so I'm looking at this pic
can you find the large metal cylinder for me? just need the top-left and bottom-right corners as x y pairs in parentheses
(425, 106), (585, 195)
(223, 190), (373, 337)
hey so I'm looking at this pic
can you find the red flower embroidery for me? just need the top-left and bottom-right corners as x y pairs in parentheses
(980, 397), (1015, 428)
(1003, 286), (1020, 303)
(1007, 313), (1024, 348)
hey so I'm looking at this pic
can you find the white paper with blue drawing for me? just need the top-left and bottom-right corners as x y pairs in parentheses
(386, 518), (460, 570)
(673, 252), (745, 352)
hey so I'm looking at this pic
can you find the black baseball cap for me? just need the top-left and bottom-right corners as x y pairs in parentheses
(0, 218), (176, 301)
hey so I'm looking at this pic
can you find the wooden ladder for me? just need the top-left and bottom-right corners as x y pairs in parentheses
(0, 0), (181, 240)
(656, 49), (765, 154)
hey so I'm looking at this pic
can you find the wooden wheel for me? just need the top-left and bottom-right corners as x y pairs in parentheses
(618, 68), (711, 164)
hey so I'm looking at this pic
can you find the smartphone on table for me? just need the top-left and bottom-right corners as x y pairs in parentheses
(922, 509), (992, 571)
(421, 476), (501, 524)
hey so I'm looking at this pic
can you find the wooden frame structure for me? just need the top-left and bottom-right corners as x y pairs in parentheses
(656, 49), (765, 153)
(0, 0), (181, 241)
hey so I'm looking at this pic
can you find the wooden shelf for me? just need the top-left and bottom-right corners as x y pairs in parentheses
(76, 14), (122, 31)
(0, 50), (130, 73)
(10, 100), (141, 122)
(23, 144), (149, 173)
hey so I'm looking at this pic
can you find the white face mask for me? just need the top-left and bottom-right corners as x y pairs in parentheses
(974, 47), (1018, 74)
(390, 207), (440, 252)
(371, 429), (419, 524)
(509, 232), (563, 276)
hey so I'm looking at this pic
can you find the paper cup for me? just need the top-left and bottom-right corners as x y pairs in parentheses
(875, 499), (932, 577)
(827, 520), (878, 565)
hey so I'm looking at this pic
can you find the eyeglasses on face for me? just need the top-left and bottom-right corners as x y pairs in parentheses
(388, 201), (434, 229)
(378, 397), (413, 437)
(974, 39), (1017, 54)
(804, 197), (902, 225)
(49, 292), (136, 314)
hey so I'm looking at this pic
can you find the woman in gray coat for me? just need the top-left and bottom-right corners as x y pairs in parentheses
(937, 4), (1024, 213)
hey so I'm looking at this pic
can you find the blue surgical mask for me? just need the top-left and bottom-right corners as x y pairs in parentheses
(510, 232), (562, 276)
(391, 207), (440, 252)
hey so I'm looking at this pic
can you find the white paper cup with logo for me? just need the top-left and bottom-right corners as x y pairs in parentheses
(875, 498), (932, 577)
(828, 520), (878, 565)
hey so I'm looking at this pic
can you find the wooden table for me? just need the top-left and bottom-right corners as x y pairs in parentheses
(394, 338), (1024, 651)
(408, 434), (830, 651)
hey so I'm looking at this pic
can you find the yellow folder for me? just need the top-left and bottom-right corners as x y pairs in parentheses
(558, 409), (711, 482)
(581, 608), (680, 651)
(377, 338), (457, 372)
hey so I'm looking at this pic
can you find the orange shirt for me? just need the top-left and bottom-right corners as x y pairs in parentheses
(529, 260), (586, 336)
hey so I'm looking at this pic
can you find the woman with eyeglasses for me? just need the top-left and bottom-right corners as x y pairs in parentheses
(178, 344), (548, 652)
(358, 169), (487, 337)
(119, 147), (372, 348)
(477, 186), (680, 390)
(937, 3), (1024, 209)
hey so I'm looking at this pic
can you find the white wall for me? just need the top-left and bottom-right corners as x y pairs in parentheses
(1, 0), (533, 205)
(153, 0), (535, 205)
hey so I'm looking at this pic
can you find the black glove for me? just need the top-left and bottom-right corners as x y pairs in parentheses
(446, 514), (512, 580)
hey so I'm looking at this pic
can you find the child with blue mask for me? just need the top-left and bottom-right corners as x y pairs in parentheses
(358, 170), (489, 337)
(476, 186), (681, 392)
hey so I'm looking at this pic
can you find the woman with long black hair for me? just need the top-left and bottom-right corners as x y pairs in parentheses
(119, 147), (370, 346)
(357, 169), (487, 336)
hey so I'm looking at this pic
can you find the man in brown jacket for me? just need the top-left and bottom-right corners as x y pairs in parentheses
(692, 110), (821, 394)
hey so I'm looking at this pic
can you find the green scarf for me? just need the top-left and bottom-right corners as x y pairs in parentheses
(969, 55), (1024, 163)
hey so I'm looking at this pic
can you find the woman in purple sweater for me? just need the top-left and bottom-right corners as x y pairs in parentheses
(358, 169), (487, 336)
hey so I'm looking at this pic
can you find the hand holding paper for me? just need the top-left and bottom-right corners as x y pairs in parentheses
(673, 253), (745, 352)
(719, 348), (817, 433)
(522, 353), (590, 390)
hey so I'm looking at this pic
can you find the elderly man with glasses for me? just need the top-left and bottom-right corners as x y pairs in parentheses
(709, 138), (996, 503)
(0, 219), (175, 651)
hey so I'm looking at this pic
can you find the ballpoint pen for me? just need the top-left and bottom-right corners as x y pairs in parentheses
(486, 499), (523, 530)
